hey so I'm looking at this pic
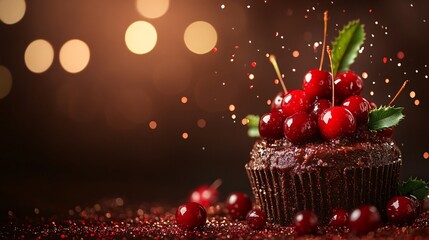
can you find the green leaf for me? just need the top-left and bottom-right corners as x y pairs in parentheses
(246, 115), (260, 138)
(331, 20), (366, 76)
(247, 128), (260, 138)
(398, 177), (429, 200)
(246, 115), (260, 128)
(368, 106), (405, 131)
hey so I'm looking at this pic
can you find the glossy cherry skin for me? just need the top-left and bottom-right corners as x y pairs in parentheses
(293, 210), (319, 235)
(368, 100), (377, 110)
(349, 205), (381, 235)
(246, 209), (266, 230)
(334, 71), (364, 102)
(189, 185), (218, 208)
(283, 112), (318, 144)
(271, 92), (286, 111)
(176, 202), (207, 230)
(329, 209), (349, 227)
(310, 99), (331, 120)
(342, 95), (371, 124)
(302, 69), (332, 101)
(318, 106), (356, 140)
(379, 128), (394, 138)
(258, 111), (285, 140)
(386, 196), (418, 225)
(281, 90), (311, 117)
(225, 192), (252, 220)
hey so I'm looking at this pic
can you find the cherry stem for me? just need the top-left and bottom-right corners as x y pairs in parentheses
(388, 80), (409, 106)
(269, 55), (288, 94)
(210, 179), (222, 190)
(319, 11), (328, 71)
(327, 46), (335, 107)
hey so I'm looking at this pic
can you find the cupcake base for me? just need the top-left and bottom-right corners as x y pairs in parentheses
(246, 159), (402, 225)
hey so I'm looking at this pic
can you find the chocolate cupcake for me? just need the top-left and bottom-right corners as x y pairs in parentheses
(244, 15), (406, 225)
(245, 131), (402, 225)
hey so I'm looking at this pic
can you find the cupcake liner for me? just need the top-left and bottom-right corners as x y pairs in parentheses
(245, 159), (402, 225)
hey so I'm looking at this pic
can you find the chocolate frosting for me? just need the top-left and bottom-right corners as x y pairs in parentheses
(248, 131), (402, 172)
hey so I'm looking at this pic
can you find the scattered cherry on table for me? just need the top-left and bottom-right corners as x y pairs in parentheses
(246, 209), (266, 230)
(329, 208), (349, 227)
(348, 205), (381, 235)
(189, 179), (222, 208)
(225, 192), (253, 220)
(176, 202), (207, 230)
(293, 210), (319, 235)
(386, 196), (419, 225)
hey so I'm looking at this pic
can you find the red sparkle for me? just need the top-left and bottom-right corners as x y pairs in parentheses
(369, 9), (373, 13)
(212, 47), (218, 53)
(397, 51), (405, 59)
(251, 62), (257, 68)
(383, 57), (387, 64)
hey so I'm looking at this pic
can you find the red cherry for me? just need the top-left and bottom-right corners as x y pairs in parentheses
(302, 69), (332, 101)
(379, 128), (394, 138)
(225, 192), (252, 220)
(342, 95), (371, 124)
(283, 112), (318, 144)
(349, 205), (381, 235)
(281, 90), (311, 117)
(368, 100), (377, 110)
(310, 99), (331, 120)
(334, 71), (363, 102)
(176, 202), (207, 230)
(258, 111), (285, 140)
(421, 195), (429, 212)
(293, 210), (319, 235)
(329, 209), (349, 227)
(189, 185), (219, 208)
(386, 196), (418, 225)
(271, 92), (286, 111)
(318, 106), (356, 140)
(246, 209), (266, 230)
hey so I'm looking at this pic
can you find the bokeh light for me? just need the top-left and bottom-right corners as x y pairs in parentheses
(182, 132), (189, 139)
(59, 39), (90, 73)
(0, 0), (26, 25)
(181, 97), (188, 104)
(197, 119), (206, 128)
(24, 39), (54, 73)
(0, 65), (13, 99)
(125, 21), (157, 54)
(414, 99), (420, 106)
(149, 121), (157, 129)
(229, 104), (235, 112)
(184, 21), (217, 54)
(136, 0), (169, 19)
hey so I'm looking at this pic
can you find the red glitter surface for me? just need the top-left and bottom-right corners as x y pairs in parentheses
(2, 200), (429, 239)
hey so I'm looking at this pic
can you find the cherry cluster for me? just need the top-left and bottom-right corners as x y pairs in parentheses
(176, 181), (266, 230)
(293, 196), (420, 235)
(259, 68), (376, 144)
(176, 184), (421, 235)
(294, 194), (420, 236)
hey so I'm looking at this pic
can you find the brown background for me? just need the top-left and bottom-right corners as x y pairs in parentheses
(0, 0), (428, 215)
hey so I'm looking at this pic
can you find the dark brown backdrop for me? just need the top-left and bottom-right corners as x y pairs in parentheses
(0, 0), (428, 215)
